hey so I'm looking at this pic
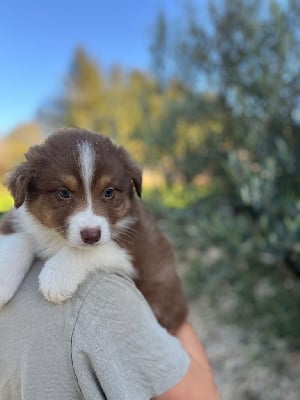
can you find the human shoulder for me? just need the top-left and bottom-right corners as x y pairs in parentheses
(70, 272), (190, 399)
(74, 271), (149, 321)
(70, 271), (155, 351)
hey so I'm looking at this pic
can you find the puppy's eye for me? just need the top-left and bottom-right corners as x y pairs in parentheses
(57, 188), (71, 199)
(102, 187), (115, 200)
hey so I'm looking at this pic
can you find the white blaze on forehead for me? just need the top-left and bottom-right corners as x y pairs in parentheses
(72, 140), (112, 247)
(78, 141), (95, 205)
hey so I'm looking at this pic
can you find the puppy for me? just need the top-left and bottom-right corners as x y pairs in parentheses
(0, 128), (188, 332)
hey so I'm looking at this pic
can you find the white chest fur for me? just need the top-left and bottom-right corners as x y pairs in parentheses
(0, 205), (135, 307)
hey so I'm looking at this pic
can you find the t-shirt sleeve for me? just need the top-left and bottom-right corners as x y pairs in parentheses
(71, 273), (190, 400)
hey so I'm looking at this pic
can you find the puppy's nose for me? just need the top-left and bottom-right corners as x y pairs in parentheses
(80, 228), (101, 244)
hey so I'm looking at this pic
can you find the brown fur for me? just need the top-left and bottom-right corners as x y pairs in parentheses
(0, 212), (15, 234)
(2, 128), (188, 332)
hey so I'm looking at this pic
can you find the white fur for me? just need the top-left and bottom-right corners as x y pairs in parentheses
(14, 205), (135, 303)
(16, 205), (65, 258)
(112, 216), (137, 241)
(0, 205), (135, 306)
(73, 140), (112, 246)
(39, 241), (135, 303)
(0, 232), (35, 308)
(115, 216), (137, 230)
(78, 141), (95, 206)
(68, 207), (111, 246)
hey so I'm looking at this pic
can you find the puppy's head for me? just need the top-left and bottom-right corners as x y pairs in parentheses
(7, 128), (142, 247)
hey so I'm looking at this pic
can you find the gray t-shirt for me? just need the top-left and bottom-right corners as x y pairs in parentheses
(0, 260), (189, 400)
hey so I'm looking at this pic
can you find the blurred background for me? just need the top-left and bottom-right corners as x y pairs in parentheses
(1, 0), (300, 398)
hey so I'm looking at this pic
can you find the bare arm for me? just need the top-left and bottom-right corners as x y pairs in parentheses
(155, 323), (220, 400)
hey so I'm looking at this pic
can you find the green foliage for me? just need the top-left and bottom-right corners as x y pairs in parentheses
(149, 0), (300, 250)
(38, 48), (162, 164)
(150, 194), (300, 349)
(40, 48), (106, 130)
(146, 0), (300, 348)
(0, 190), (13, 213)
(143, 183), (214, 211)
(149, 11), (169, 89)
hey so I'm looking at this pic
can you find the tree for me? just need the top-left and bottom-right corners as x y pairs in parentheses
(39, 48), (164, 164)
(148, 0), (300, 346)
(149, 11), (169, 89)
(149, 0), (300, 200)
(0, 123), (43, 177)
(39, 48), (107, 131)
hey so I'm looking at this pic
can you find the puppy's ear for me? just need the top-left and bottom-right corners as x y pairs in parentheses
(130, 163), (142, 198)
(119, 147), (142, 197)
(5, 162), (32, 208)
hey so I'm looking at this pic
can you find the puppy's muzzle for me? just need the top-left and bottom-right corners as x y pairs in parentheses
(80, 228), (101, 245)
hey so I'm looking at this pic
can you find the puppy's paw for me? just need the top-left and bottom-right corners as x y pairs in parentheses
(39, 263), (79, 304)
(0, 285), (15, 309)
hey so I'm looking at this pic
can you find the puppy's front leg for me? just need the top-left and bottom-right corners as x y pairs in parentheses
(39, 247), (91, 304)
(39, 242), (135, 304)
(0, 232), (35, 309)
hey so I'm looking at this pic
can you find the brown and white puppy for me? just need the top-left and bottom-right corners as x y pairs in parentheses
(0, 128), (188, 332)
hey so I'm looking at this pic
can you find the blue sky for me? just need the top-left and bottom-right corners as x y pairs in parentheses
(0, 0), (195, 137)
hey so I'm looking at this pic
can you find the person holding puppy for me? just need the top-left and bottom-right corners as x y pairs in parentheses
(0, 259), (220, 400)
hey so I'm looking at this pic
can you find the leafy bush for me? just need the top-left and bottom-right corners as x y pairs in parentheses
(145, 187), (300, 349)
(145, 0), (300, 349)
